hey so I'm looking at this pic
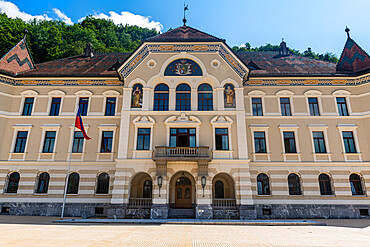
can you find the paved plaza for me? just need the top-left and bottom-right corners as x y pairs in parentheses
(0, 216), (370, 246)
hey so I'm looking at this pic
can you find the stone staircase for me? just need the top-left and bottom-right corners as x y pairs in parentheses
(168, 208), (195, 219)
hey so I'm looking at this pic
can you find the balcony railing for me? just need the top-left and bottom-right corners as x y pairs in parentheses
(212, 198), (237, 208)
(128, 198), (153, 208)
(153, 146), (211, 161)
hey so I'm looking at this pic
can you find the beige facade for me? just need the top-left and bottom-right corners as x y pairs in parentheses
(0, 26), (369, 219)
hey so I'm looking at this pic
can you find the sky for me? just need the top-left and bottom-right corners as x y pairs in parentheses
(1, 0), (370, 56)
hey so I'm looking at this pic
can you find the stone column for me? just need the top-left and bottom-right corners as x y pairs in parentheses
(151, 168), (168, 219)
(142, 88), (150, 111)
(191, 88), (197, 111)
(235, 87), (244, 111)
(169, 89), (176, 111)
(122, 88), (132, 111)
(195, 170), (213, 219)
(216, 88), (225, 111)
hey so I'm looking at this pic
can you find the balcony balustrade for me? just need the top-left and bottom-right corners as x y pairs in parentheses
(128, 198), (153, 208)
(153, 146), (211, 162)
(212, 198), (237, 208)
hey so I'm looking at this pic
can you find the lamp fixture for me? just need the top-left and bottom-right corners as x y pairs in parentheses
(158, 175), (163, 197)
(201, 176), (207, 197)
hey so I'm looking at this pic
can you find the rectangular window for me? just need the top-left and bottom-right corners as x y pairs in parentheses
(342, 131), (357, 153)
(22, 97), (34, 116)
(14, 131), (28, 153)
(215, 128), (229, 150)
(79, 97), (89, 116)
(100, 131), (113, 153)
(105, 97), (116, 116)
(308, 97), (320, 116)
(137, 128), (151, 150)
(254, 131), (267, 153)
(252, 98), (263, 116)
(313, 131), (326, 153)
(72, 131), (84, 153)
(283, 131), (297, 153)
(336, 97), (349, 116)
(42, 131), (56, 153)
(169, 128), (196, 147)
(49, 97), (61, 116)
(280, 97), (291, 116)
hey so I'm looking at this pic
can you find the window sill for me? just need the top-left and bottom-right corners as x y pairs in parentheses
(351, 195), (367, 197)
(320, 195), (336, 197)
(37, 152), (56, 155)
(8, 152), (27, 155)
(252, 152), (271, 155)
(95, 193), (110, 196)
(33, 193), (48, 196)
(256, 194), (272, 197)
(282, 152), (302, 155)
(312, 152), (332, 155)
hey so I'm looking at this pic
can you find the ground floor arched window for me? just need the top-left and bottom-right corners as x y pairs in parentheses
(67, 172), (79, 194)
(319, 173), (333, 195)
(350, 174), (364, 195)
(257, 173), (270, 195)
(288, 173), (301, 195)
(6, 172), (20, 193)
(96, 173), (110, 194)
(36, 172), (50, 194)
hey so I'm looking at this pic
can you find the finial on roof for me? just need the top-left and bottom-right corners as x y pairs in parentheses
(83, 43), (94, 57)
(23, 29), (29, 40)
(345, 26), (350, 38)
(183, 1), (189, 26)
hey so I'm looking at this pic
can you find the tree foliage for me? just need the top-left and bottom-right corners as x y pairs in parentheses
(232, 42), (338, 63)
(0, 14), (158, 63)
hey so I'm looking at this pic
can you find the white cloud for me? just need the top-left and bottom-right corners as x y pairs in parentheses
(52, 8), (73, 25)
(80, 11), (163, 31)
(0, 0), (51, 21)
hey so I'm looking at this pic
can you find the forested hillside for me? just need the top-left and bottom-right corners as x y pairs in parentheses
(232, 42), (338, 63)
(0, 13), (158, 63)
(0, 13), (338, 64)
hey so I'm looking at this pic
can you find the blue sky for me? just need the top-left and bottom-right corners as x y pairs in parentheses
(1, 0), (370, 56)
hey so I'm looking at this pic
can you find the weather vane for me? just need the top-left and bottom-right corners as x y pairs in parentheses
(183, 1), (189, 26)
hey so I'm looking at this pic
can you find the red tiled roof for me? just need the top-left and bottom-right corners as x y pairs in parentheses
(0, 39), (34, 75)
(236, 52), (337, 76)
(19, 53), (131, 77)
(145, 26), (225, 42)
(336, 37), (370, 74)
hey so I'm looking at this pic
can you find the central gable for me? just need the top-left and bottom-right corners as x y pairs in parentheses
(118, 26), (249, 81)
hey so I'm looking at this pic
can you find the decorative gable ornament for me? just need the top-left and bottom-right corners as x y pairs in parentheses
(165, 113), (201, 125)
(210, 116), (233, 125)
(133, 116), (156, 125)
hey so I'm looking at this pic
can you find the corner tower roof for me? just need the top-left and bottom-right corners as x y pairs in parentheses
(145, 26), (225, 43)
(336, 27), (370, 74)
(0, 35), (35, 76)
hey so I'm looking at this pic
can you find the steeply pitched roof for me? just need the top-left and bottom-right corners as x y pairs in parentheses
(19, 53), (131, 77)
(236, 52), (336, 76)
(336, 34), (370, 74)
(145, 26), (225, 43)
(0, 38), (34, 75)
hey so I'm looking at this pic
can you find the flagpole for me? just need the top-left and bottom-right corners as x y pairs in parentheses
(61, 124), (76, 220)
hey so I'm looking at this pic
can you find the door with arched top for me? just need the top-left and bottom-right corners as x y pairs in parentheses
(175, 176), (192, 208)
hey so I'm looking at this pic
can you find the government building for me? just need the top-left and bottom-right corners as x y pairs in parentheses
(0, 25), (369, 219)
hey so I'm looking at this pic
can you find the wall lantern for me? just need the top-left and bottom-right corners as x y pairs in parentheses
(157, 175), (163, 197)
(201, 176), (207, 197)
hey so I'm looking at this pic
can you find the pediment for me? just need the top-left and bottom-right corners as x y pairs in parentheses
(165, 113), (201, 125)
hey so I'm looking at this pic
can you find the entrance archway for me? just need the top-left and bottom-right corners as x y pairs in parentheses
(169, 171), (196, 209)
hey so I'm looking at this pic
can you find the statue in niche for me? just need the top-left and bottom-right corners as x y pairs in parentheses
(224, 84), (235, 107)
(131, 84), (143, 108)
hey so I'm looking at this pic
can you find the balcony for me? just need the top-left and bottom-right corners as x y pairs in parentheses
(153, 146), (212, 162)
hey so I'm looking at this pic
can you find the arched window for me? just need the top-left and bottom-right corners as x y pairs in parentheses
(131, 84), (143, 108)
(288, 173), (301, 195)
(214, 180), (224, 198)
(36, 172), (50, 194)
(67, 172), (79, 194)
(96, 172), (110, 194)
(6, 172), (20, 193)
(154, 84), (169, 111)
(198, 83), (213, 111)
(143, 180), (153, 198)
(318, 173), (333, 195)
(257, 173), (270, 195)
(176, 84), (191, 111)
(350, 174), (364, 195)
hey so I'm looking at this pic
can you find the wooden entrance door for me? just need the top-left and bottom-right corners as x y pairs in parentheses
(175, 177), (192, 208)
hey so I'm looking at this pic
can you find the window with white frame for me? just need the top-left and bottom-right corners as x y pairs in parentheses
(279, 124), (300, 161)
(103, 90), (120, 116)
(304, 90), (322, 116)
(47, 90), (65, 117)
(277, 90), (294, 116)
(97, 125), (117, 160)
(133, 116), (155, 155)
(254, 131), (267, 153)
(308, 124), (331, 161)
(333, 90), (351, 116)
(38, 125), (60, 160)
(250, 125), (270, 161)
(215, 128), (229, 150)
(20, 90), (38, 116)
(9, 124), (32, 161)
(337, 124), (361, 161)
(248, 90), (265, 116)
(210, 116), (232, 151)
(75, 90), (92, 116)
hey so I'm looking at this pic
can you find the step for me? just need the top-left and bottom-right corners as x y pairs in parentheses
(168, 209), (195, 219)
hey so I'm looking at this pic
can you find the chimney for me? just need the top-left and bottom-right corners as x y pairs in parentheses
(83, 43), (94, 57)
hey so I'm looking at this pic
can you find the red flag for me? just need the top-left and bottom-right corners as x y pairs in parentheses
(75, 108), (91, 140)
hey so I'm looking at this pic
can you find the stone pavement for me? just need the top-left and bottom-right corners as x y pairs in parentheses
(0, 216), (370, 246)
